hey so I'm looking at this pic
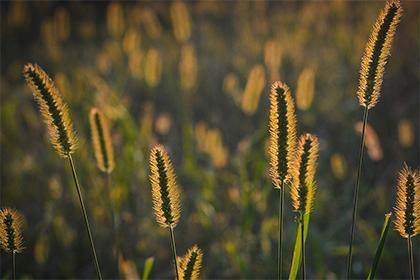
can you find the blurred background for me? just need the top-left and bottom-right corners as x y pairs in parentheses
(0, 1), (419, 279)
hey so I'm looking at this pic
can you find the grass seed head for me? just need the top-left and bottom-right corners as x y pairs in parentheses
(269, 81), (297, 188)
(23, 63), (77, 157)
(149, 144), (181, 228)
(89, 107), (115, 173)
(291, 133), (319, 214)
(357, 0), (403, 109)
(0, 208), (24, 253)
(178, 245), (203, 280)
(394, 164), (419, 238)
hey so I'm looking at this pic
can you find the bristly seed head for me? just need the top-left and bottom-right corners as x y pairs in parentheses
(291, 133), (319, 214)
(23, 63), (77, 157)
(149, 144), (181, 228)
(178, 245), (203, 280)
(0, 208), (24, 253)
(89, 107), (115, 174)
(393, 164), (419, 238)
(269, 81), (297, 188)
(357, 0), (403, 109)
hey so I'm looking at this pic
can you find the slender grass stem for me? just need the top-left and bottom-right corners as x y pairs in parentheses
(346, 106), (369, 279)
(300, 213), (306, 280)
(278, 181), (285, 279)
(68, 154), (103, 280)
(407, 235), (415, 280)
(105, 173), (120, 278)
(12, 250), (16, 280)
(169, 226), (180, 280)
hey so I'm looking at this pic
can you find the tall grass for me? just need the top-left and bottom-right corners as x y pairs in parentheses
(393, 164), (419, 280)
(0, 208), (24, 280)
(268, 81), (297, 279)
(347, 1), (402, 277)
(290, 134), (319, 279)
(178, 245), (203, 280)
(23, 63), (102, 279)
(149, 145), (181, 279)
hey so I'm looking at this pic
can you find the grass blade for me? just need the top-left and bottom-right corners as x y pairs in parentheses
(367, 213), (392, 279)
(289, 213), (310, 280)
(142, 257), (154, 280)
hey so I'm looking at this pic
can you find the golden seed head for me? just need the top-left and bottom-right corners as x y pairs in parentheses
(178, 245), (203, 280)
(89, 107), (115, 173)
(269, 81), (297, 188)
(357, 0), (403, 109)
(393, 164), (420, 238)
(170, 1), (191, 43)
(23, 63), (77, 157)
(291, 134), (319, 214)
(149, 144), (181, 228)
(0, 208), (24, 253)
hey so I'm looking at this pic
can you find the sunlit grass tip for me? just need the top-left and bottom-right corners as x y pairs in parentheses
(23, 63), (77, 157)
(89, 107), (115, 174)
(291, 133), (319, 215)
(357, 0), (403, 109)
(178, 245), (203, 280)
(393, 164), (419, 238)
(269, 81), (297, 188)
(149, 144), (181, 228)
(0, 208), (24, 253)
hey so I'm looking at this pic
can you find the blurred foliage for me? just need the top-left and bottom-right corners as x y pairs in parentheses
(0, 1), (419, 279)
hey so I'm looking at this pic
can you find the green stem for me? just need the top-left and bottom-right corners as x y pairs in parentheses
(68, 154), (103, 280)
(301, 213), (306, 280)
(346, 106), (369, 279)
(12, 250), (16, 280)
(278, 181), (284, 279)
(169, 226), (180, 280)
(105, 173), (120, 278)
(408, 235), (415, 280)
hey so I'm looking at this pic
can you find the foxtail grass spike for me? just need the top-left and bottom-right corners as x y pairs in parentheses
(394, 164), (420, 238)
(89, 108), (115, 173)
(357, 0), (403, 109)
(269, 81), (297, 188)
(393, 164), (419, 280)
(290, 134), (319, 280)
(178, 245), (203, 280)
(291, 134), (319, 215)
(23, 63), (77, 157)
(0, 208), (24, 254)
(149, 145), (181, 228)
(0, 208), (25, 280)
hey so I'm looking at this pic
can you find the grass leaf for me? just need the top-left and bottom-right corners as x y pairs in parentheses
(367, 213), (392, 280)
(288, 213), (310, 280)
(142, 257), (154, 280)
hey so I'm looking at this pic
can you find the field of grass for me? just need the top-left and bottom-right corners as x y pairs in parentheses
(0, 1), (419, 279)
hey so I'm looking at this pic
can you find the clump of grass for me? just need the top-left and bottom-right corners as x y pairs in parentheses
(347, 1), (402, 277)
(178, 245), (203, 280)
(393, 164), (419, 280)
(268, 81), (297, 279)
(23, 63), (102, 279)
(290, 133), (319, 280)
(0, 208), (25, 280)
(149, 144), (181, 279)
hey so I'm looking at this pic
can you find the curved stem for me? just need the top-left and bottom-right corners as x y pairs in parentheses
(407, 235), (415, 280)
(346, 106), (369, 279)
(301, 213), (306, 280)
(12, 250), (16, 280)
(68, 154), (103, 279)
(278, 181), (285, 279)
(169, 226), (180, 280)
